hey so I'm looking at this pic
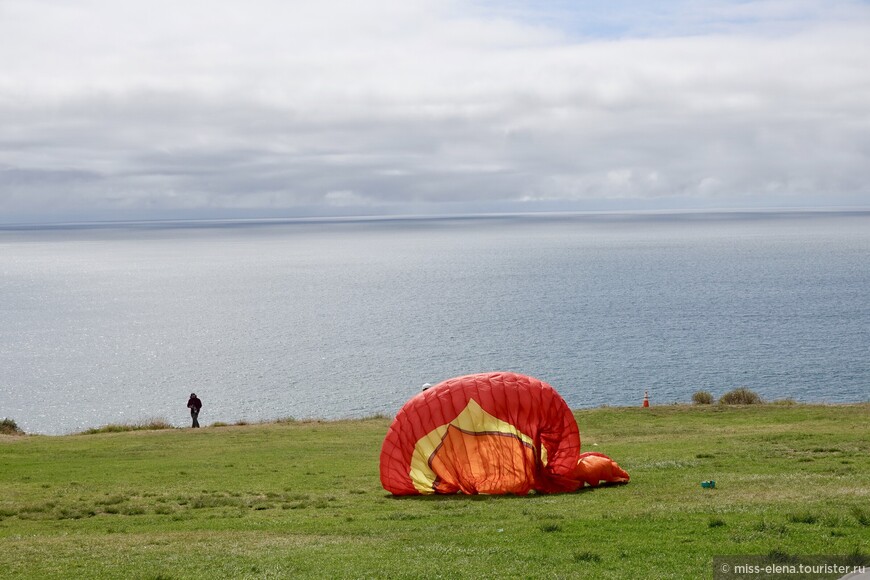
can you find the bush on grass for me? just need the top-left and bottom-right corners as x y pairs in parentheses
(719, 388), (763, 405)
(80, 418), (173, 435)
(692, 391), (714, 405)
(771, 398), (797, 406)
(1, 418), (24, 435)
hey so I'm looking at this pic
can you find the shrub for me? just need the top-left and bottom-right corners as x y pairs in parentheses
(719, 387), (763, 405)
(0, 418), (24, 435)
(692, 391), (714, 405)
(771, 398), (797, 406)
(80, 418), (173, 435)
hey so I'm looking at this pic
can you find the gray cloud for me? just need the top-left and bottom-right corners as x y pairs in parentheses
(1, 0), (869, 222)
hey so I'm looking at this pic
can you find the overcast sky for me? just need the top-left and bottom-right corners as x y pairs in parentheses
(2, 0), (869, 223)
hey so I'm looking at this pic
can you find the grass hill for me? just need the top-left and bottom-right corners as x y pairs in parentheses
(1, 404), (868, 578)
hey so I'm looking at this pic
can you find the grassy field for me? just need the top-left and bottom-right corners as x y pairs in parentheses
(1, 404), (868, 579)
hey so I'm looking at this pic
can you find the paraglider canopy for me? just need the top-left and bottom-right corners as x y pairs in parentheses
(379, 372), (629, 495)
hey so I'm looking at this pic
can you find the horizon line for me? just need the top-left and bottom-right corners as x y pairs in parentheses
(3, 206), (870, 230)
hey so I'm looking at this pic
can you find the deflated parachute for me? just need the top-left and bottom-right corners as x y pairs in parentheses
(379, 372), (629, 495)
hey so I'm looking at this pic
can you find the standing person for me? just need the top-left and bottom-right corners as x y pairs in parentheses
(187, 393), (202, 428)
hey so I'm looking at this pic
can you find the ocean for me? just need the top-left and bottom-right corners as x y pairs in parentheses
(1, 211), (868, 435)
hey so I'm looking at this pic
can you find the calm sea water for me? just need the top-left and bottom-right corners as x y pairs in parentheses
(1, 211), (869, 435)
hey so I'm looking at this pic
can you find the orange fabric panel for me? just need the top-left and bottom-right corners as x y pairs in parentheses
(430, 425), (537, 495)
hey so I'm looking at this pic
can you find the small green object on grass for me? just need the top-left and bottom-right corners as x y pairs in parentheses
(701, 480), (716, 489)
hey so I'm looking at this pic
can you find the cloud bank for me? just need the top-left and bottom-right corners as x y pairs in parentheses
(1, 0), (869, 222)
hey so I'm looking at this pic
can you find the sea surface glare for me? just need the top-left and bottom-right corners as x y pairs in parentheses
(1, 211), (868, 435)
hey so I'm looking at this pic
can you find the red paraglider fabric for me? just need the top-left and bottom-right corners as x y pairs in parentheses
(379, 372), (629, 495)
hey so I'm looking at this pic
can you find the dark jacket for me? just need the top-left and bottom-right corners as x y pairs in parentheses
(187, 396), (202, 411)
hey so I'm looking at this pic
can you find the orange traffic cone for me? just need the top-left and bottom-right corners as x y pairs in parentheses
(642, 391), (650, 408)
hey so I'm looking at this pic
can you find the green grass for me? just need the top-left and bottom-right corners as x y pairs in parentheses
(1, 405), (868, 579)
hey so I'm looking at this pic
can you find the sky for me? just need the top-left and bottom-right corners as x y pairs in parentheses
(1, 0), (869, 223)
